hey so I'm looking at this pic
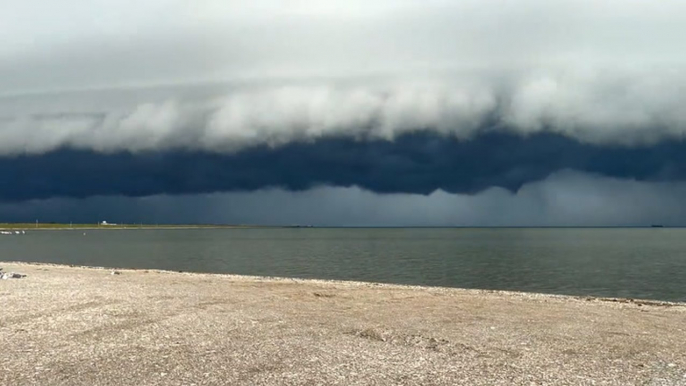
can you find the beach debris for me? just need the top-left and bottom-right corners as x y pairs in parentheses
(0, 230), (27, 235)
(111, 271), (122, 275)
(1, 272), (26, 279)
(355, 327), (389, 342)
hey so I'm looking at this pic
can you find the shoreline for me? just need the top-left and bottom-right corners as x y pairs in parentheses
(3, 225), (686, 231)
(2, 261), (685, 385)
(0, 225), (267, 231)
(3, 260), (684, 308)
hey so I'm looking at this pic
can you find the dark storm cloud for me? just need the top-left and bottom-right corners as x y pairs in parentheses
(4, 171), (686, 226)
(3, 131), (686, 202)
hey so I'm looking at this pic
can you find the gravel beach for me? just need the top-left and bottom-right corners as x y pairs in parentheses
(1, 262), (685, 386)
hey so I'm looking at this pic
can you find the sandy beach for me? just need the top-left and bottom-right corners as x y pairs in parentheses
(1, 262), (685, 385)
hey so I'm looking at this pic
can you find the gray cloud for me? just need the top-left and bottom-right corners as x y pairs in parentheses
(3, 0), (685, 91)
(2, 0), (686, 154)
(2, 66), (686, 156)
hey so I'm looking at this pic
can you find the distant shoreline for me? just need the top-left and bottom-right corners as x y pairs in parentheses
(0, 223), (275, 230)
(0, 223), (683, 230)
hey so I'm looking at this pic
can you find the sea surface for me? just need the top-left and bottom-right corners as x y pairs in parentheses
(2, 227), (685, 302)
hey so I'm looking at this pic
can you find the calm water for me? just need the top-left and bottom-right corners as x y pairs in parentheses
(1, 228), (685, 302)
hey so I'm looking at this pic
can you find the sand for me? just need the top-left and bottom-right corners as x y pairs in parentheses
(1, 262), (685, 386)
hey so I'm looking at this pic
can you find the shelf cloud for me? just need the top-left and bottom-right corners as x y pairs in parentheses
(2, 67), (686, 155)
(2, 130), (686, 202)
(3, 0), (686, 224)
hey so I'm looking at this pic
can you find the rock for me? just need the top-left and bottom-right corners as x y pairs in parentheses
(1, 272), (26, 279)
(111, 271), (121, 275)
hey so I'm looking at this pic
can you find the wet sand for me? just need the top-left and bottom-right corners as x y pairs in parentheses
(1, 262), (685, 385)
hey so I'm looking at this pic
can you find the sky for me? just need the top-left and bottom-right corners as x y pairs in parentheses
(2, 0), (686, 226)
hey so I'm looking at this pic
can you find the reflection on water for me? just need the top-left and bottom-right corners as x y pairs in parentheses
(2, 228), (685, 302)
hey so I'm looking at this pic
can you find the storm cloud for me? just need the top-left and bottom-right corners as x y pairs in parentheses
(2, 131), (686, 202)
(2, 69), (686, 155)
(3, 0), (686, 224)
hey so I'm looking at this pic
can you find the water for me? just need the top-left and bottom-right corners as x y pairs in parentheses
(1, 227), (685, 302)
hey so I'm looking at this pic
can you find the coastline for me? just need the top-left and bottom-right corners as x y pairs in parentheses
(2, 261), (685, 385)
(0, 224), (266, 231)
(4, 260), (684, 307)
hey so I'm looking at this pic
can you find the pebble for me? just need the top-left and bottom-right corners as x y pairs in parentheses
(1, 272), (26, 279)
